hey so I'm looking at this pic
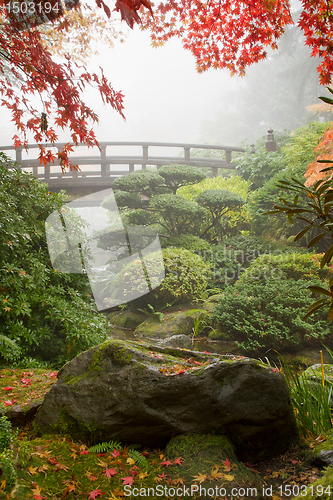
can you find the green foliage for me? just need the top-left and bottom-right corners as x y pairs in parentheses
(110, 190), (142, 209)
(87, 441), (148, 468)
(161, 234), (212, 254)
(112, 170), (165, 196)
(211, 278), (333, 352)
(279, 354), (332, 438)
(249, 121), (331, 238)
(267, 117), (333, 321)
(238, 252), (332, 284)
(196, 189), (244, 213)
(196, 189), (245, 240)
(0, 158), (109, 367)
(235, 148), (286, 190)
(192, 314), (211, 337)
(112, 248), (211, 309)
(149, 194), (206, 237)
(88, 440), (122, 453)
(178, 174), (249, 201)
(195, 235), (300, 290)
(0, 413), (13, 453)
(178, 175), (250, 238)
(137, 304), (166, 322)
(0, 448), (17, 491)
(157, 165), (206, 194)
(0, 407), (16, 492)
(128, 449), (149, 469)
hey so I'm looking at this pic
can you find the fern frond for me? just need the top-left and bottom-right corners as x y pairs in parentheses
(88, 440), (122, 454)
(128, 449), (148, 468)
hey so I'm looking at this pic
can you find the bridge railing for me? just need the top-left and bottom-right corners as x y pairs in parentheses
(0, 141), (245, 187)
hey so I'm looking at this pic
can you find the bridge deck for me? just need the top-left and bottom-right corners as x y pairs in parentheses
(0, 141), (244, 190)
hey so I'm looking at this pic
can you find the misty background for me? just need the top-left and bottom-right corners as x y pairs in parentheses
(1, 4), (332, 153)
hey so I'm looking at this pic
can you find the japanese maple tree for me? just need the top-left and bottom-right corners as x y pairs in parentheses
(0, 0), (333, 170)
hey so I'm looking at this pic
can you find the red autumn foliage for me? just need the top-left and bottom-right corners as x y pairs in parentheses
(0, 0), (333, 170)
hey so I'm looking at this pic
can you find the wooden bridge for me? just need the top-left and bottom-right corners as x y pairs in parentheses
(0, 141), (244, 192)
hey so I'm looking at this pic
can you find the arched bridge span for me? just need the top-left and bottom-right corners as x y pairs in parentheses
(0, 141), (245, 191)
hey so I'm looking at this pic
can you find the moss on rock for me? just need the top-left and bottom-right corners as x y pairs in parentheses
(165, 434), (265, 499)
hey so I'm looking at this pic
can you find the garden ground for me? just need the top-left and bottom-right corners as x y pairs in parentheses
(0, 368), (330, 500)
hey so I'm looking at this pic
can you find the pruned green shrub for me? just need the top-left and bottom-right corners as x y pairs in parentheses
(238, 252), (333, 284)
(110, 248), (211, 309)
(211, 278), (333, 353)
(157, 165), (206, 194)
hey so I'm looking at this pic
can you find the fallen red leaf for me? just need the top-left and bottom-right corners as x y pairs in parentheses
(88, 489), (105, 499)
(160, 460), (173, 467)
(21, 378), (32, 385)
(121, 476), (134, 486)
(104, 468), (118, 478)
(110, 449), (121, 458)
(4, 386), (14, 391)
(174, 457), (184, 465)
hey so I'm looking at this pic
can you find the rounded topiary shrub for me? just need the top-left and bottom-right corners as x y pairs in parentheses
(238, 252), (332, 284)
(112, 248), (211, 309)
(162, 235), (212, 254)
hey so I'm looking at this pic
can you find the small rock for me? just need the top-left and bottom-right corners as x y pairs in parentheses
(1, 402), (42, 426)
(313, 449), (333, 467)
(159, 334), (192, 349)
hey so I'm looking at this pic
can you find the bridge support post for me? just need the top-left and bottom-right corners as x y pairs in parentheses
(129, 163), (134, 173)
(15, 147), (22, 168)
(212, 167), (218, 177)
(142, 146), (148, 169)
(101, 146), (110, 176)
(184, 147), (191, 162)
(225, 150), (232, 164)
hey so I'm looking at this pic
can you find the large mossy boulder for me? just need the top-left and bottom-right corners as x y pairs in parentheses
(33, 339), (298, 461)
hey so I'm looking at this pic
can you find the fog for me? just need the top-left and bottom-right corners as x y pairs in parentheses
(0, 8), (331, 153)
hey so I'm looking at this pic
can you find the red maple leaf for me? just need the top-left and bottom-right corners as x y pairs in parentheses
(121, 476), (135, 486)
(21, 378), (32, 385)
(4, 387), (14, 391)
(158, 472), (167, 479)
(160, 460), (173, 467)
(104, 468), (118, 478)
(222, 458), (231, 468)
(88, 489), (105, 499)
(174, 457), (184, 465)
(110, 449), (121, 457)
(4, 399), (14, 406)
